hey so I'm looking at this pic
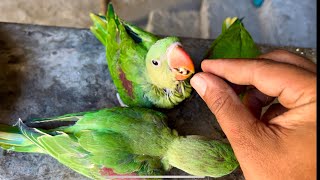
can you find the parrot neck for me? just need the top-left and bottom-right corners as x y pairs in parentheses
(163, 135), (239, 177)
(143, 80), (192, 108)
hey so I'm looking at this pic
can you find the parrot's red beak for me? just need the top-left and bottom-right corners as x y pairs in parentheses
(168, 44), (195, 80)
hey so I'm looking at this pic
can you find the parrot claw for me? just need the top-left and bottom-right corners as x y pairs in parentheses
(116, 93), (128, 107)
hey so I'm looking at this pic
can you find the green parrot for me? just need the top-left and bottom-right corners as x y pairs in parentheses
(205, 17), (261, 59)
(205, 17), (261, 96)
(90, 4), (195, 109)
(0, 107), (238, 179)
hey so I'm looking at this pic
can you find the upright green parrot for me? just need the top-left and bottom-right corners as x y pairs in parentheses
(90, 4), (195, 109)
(204, 17), (261, 96)
(0, 107), (238, 179)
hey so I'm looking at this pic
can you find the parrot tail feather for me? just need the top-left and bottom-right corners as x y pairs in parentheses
(90, 3), (118, 46)
(24, 114), (81, 130)
(107, 3), (115, 20)
(90, 13), (108, 46)
(0, 123), (43, 153)
(17, 119), (46, 143)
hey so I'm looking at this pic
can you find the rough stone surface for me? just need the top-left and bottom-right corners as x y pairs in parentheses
(146, 10), (203, 38)
(201, 0), (317, 48)
(0, 23), (316, 180)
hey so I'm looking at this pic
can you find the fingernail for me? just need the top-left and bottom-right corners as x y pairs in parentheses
(190, 74), (207, 97)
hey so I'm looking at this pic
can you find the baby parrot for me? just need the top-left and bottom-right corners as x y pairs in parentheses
(0, 107), (238, 179)
(205, 17), (261, 59)
(205, 17), (261, 96)
(90, 4), (195, 109)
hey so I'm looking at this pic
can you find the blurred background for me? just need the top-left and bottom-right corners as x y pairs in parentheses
(0, 0), (316, 48)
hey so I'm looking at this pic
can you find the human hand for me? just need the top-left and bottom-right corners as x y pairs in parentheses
(190, 50), (316, 179)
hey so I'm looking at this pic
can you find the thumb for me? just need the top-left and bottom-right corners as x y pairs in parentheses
(190, 72), (258, 144)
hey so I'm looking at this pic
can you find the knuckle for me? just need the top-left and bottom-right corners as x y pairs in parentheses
(254, 58), (274, 68)
(206, 92), (232, 117)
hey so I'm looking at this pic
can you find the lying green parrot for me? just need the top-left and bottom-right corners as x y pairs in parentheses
(205, 17), (261, 95)
(0, 107), (238, 179)
(90, 4), (195, 109)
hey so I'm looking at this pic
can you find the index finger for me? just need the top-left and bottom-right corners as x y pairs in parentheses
(201, 59), (316, 109)
(259, 50), (316, 73)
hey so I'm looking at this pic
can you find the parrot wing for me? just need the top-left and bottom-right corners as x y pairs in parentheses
(12, 108), (169, 178)
(122, 21), (159, 50)
(90, 4), (153, 107)
(17, 119), (103, 179)
(76, 130), (164, 175)
(0, 124), (43, 153)
(16, 120), (149, 179)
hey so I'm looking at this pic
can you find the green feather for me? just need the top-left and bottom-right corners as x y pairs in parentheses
(0, 124), (43, 153)
(206, 17), (261, 59)
(90, 3), (193, 109)
(205, 17), (261, 97)
(165, 136), (238, 177)
(0, 107), (238, 178)
(123, 22), (159, 50)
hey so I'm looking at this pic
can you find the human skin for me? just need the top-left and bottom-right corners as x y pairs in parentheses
(190, 50), (316, 180)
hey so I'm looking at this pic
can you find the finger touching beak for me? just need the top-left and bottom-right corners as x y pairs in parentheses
(168, 45), (195, 80)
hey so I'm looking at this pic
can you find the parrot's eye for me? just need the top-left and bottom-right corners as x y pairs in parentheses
(152, 60), (160, 67)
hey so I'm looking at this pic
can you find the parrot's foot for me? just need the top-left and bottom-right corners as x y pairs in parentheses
(116, 93), (128, 107)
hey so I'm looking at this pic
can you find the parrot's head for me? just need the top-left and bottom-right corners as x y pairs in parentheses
(145, 37), (195, 90)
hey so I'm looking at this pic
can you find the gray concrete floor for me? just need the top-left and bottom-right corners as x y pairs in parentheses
(0, 1), (317, 179)
(0, 21), (316, 180)
(0, 0), (317, 48)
